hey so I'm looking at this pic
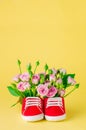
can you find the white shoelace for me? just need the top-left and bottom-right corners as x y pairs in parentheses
(25, 97), (41, 109)
(24, 97), (43, 114)
(46, 97), (64, 113)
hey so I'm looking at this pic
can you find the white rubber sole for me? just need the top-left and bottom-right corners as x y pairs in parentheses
(45, 114), (66, 121)
(21, 114), (44, 121)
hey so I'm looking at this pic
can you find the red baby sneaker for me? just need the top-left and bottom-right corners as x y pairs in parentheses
(21, 97), (44, 121)
(44, 97), (66, 121)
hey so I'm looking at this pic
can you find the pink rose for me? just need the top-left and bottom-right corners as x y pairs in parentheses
(59, 89), (65, 97)
(46, 86), (58, 97)
(59, 68), (66, 75)
(49, 74), (56, 81)
(56, 78), (62, 84)
(20, 72), (30, 81)
(37, 84), (49, 96)
(32, 74), (40, 84)
(17, 82), (30, 92)
(68, 76), (76, 85)
(13, 74), (20, 82)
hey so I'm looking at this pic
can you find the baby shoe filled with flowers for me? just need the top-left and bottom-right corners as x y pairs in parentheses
(7, 60), (79, 121)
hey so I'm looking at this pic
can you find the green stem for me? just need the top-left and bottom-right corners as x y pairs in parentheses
(19, 65), (22, 74)
(11, 99), (20, 107)
(45, 70), (48, 73)
(28, 89), (31, 97)
(34, 61), (40, 74)
(64, 87), (76, 97)
(34, 65), (37, 74)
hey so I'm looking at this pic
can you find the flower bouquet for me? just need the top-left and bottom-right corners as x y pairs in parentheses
(7, 60), (79, 121)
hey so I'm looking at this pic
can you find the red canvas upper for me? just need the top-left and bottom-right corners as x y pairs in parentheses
(22, 97), (43, 116)
(44, 97), (66, 116)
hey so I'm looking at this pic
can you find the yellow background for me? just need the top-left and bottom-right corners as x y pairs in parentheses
(0, 0), (86, 130)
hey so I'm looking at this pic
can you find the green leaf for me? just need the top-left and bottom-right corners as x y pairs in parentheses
(62, 74), (75, 88)
(67, 74), (75, 78)
(11, 83), (16, 88)
(7, 86), (20, 97)
(44, 64), (48, 72)
(62, 75), (68, 88)
(75, 84), (79, 88)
